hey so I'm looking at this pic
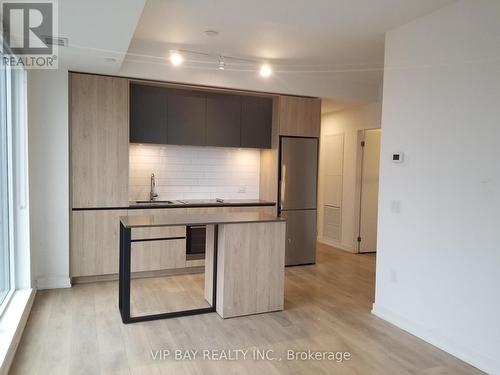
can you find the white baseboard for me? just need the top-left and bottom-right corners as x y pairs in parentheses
(36, 276), (71, 290)
(317, 237), (356, 253)
(372, 303), (499, 375)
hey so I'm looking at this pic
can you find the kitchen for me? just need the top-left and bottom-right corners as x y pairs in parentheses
(69, 72), (321, 321)
(4, 1), (492, 374)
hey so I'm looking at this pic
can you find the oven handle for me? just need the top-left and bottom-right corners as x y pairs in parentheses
(189, 225), (206, 229)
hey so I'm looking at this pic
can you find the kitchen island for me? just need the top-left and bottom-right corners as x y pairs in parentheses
(119, 212), (286, 323)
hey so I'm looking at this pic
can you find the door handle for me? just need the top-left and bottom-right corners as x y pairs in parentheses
(280, 165), (286, 210)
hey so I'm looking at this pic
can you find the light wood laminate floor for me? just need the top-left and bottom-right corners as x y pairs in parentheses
(131, 273), (209, 317)
(10, 244), (482, 375)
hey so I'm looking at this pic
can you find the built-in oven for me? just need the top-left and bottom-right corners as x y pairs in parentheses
(186, 225), (206, 260)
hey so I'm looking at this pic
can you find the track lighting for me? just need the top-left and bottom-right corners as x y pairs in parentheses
(259, 63), (272, 77)
(166, 50), (272, 76)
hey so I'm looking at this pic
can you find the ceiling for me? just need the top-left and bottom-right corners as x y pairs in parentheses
(125, 0), (454, 85)
(57, 0), (145, 74)
(57, 0), (455, 101)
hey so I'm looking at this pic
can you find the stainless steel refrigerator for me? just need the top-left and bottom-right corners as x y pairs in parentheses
(279, 137), (318, 266)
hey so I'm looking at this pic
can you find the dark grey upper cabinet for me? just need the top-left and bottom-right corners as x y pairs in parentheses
(206, 93), (241, 147)
(167, 89), (206, 146)
(241, 96), (273, 149)
(130, 84), (272, 149)
(130, 84), (168, 144)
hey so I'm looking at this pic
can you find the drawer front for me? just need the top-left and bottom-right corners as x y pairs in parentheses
(131, 225), (186, 240)
(131, 239), (186, 272)
(127, 208), (187, 240)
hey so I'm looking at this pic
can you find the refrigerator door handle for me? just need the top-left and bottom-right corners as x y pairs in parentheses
(280, 165), (286, 211)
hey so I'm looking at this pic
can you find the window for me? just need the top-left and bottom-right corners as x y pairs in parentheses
(0, 53), (13, 307)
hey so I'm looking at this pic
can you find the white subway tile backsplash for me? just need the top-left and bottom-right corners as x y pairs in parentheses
(129, 144), (260, 201)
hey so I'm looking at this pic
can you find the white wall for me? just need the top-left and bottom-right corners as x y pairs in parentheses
(129, 144), (260, 201)
(27, 69), (70, 290)
(373, 1), (500, 373)
(318, 103), (381, 251)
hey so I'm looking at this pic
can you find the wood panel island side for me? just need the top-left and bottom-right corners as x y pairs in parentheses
(119, 212), (286, 323)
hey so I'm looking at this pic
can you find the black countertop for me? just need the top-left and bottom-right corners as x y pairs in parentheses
(128, 199), (275, 209)
(120, 212), (285, 228)
(73, 199), (276, 211)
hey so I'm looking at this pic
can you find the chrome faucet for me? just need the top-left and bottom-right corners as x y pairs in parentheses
(149, 173), (158, 201)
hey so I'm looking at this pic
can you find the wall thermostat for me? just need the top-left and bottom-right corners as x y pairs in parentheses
(392, 152), (404, 163)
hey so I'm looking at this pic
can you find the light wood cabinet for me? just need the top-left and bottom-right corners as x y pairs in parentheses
(130, 225), (186, 272)
(71, 209), (127, 277)
(70, 73), (129, 208)
(222, 206), (275, 215)
(127, 209), (187, 273)
(216, 221), (286, 318)
(131, 225), (185, 240)
(70, 206), (275, 279)
(131, 240), (186, 272)
(186, 207), (223, 215)
(278, 96), (321, 137)
(71, 208), (188, 278)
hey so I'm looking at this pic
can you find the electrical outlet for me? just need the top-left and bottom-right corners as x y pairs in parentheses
(238, 185), (247, 193)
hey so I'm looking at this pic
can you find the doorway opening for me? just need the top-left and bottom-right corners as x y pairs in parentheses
(356, 129), (381, 253)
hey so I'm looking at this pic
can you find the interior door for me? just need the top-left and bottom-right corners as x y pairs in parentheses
(358, 129), (381, 253)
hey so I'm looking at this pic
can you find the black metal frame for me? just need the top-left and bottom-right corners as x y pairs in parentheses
(119, 222), (218, 324)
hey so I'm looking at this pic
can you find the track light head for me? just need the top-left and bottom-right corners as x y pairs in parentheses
(259, 63), (272, 77)
(170, 52), (183, 66)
